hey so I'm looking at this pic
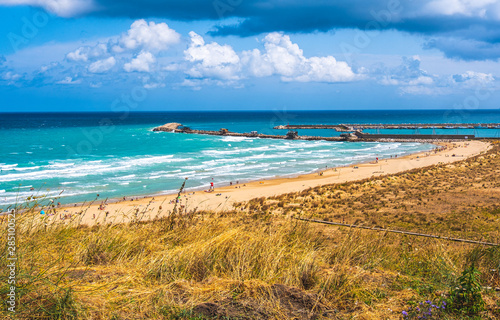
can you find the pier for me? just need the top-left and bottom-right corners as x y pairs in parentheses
(274, 123), (500, 132)
(153, 123), (483, 142)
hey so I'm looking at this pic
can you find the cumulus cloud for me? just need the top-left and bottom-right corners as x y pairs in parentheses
(88, 56), (116, 73)
(242, 33), (358, 83)
(375, 56), (496, 95)
(58, 19), (183, 84)
(451, 71), (494, 87)
(66, 44), (107, 62)
(0, 0), (95, 17)
(66, 20), (180, 65)
(117, 19), (180, 52)
(183, 32), (358, 83)
(66, 47), (89, 62)
(124, 51), (156, 72)
(184, 31), (241, 80)
(375, 56), (448, 94)
(378, 56), (434, 86)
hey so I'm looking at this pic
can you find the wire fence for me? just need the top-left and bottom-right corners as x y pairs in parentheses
(295, 217), (499, 247)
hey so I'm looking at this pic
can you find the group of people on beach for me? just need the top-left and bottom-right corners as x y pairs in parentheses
(206, 179), (241, 193)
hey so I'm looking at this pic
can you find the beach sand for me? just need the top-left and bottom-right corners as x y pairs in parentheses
(52, 140), (490, 226)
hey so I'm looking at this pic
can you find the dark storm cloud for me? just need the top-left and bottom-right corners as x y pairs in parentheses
(91, 0), (499, 37)
(93, 0), (406, 32)
(424, 38), (500, 61)
(15, 0), (500, 60)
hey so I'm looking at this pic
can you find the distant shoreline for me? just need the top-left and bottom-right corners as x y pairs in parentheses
(53, 142), (441, 210)
(40, 140), (490, 226)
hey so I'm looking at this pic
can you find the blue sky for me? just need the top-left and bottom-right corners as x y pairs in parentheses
(0, 0), (499, 111)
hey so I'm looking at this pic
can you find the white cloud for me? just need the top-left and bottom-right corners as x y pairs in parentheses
(376, 56), (445, 94)
(288, 56), (358, 83)
(1, 71), (23, 85)
(88, 56), (116, 73)
(0, 0), (95, 17)
(119, 19), (181, 52)
(124, 51), (156, 72)
(240, 49), (274, 77)
(423, 0), (499, 18)
(242, 33), (358, 83)
(56, 76), (81, 84)
(259, 33), (306, 77)
(163, 63), (181, 71)
(181, 79), (202, 90)
(143, 82), (165, 89)
(2, 71), (21, 81)
(376, 57), (496, 95)
(39, 62), (59, 73)
(400, 86), (443, 95)
(408, 76), (434, 86)
(184, 31), (241, 80)
(66, 47), (89, 62)
(182, 32), (358, 84)
(66, 43), (107, 62)
(378, 56), (434, 86)
(451, 71), (495, 87)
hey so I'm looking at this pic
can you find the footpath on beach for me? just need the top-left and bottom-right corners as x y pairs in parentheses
(44, 140), (491, 226)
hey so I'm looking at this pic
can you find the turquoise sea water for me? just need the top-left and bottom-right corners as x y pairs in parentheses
(1, 110), (499, 209)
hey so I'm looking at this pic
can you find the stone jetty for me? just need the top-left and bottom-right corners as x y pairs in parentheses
(275, 123), (500, 132)
(152, 123), (489, 142)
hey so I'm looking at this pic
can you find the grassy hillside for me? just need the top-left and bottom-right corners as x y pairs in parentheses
(1, 143), (500, 319)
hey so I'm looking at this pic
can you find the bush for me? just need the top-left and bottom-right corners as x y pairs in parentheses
(448, 265), (485, 315)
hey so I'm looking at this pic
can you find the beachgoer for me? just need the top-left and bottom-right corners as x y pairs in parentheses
(210, 182), (214, 191)
(230, 181), (232, 186)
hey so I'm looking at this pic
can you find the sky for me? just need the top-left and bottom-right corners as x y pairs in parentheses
(0, 0), (499, 111)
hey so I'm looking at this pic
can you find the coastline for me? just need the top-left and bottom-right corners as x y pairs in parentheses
(46, 140), (490, 225)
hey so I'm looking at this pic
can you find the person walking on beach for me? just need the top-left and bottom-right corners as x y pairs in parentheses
(210, 182), (214, 191)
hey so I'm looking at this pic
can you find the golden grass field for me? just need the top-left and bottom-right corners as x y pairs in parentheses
(1, 142), (500, 319)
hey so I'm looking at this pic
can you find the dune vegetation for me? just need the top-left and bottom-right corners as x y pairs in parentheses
(1, 142), (500, 319)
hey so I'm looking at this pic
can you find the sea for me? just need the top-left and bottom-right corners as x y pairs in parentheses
(1, 109), (500, 209)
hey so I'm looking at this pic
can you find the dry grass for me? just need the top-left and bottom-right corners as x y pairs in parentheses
(1, 143), (500, 319)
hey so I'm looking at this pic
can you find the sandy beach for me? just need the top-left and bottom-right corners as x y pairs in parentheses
(49, 140), (490, 226)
